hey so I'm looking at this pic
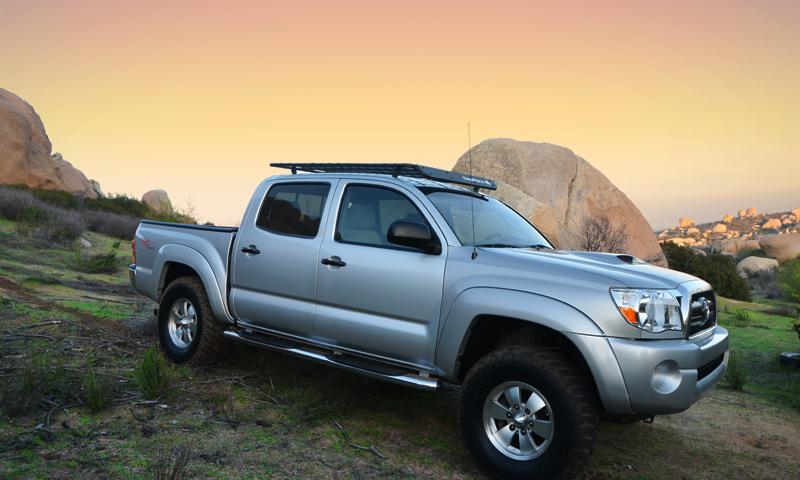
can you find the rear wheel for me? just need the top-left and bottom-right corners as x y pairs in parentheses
(158, 277), (229, 365)
(460, 346), (597, 479)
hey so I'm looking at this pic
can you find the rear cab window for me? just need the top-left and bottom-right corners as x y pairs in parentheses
(256, 183), (330, 237)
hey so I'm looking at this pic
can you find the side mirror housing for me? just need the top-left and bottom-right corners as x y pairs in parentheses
(387, 220), (441, 254)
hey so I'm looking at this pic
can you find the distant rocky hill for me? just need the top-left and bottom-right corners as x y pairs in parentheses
(453, 138), (667, 266)
(0, 88), (174, 213)
(657, 208), (800, 269)
(0, 88), (101, 198)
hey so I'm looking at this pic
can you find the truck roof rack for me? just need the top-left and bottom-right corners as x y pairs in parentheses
(270, 163), (497, 191)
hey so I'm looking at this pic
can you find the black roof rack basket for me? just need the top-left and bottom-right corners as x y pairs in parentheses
(270, 163), (497, 191)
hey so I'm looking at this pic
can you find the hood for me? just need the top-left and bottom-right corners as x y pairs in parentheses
(484, 248), (698, 289)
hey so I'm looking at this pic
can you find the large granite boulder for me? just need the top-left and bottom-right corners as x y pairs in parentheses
(0, 88), (98, 198)
(736, 256), (779, 277)
(142, 189), (173, 213)
(712, 238), (761, 256)
(759, 234), (800, 264)
(453, 138), (666, 266)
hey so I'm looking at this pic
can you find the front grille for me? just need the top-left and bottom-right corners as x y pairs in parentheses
(697, 353), (725, 380)
(688, 291), (716, 337)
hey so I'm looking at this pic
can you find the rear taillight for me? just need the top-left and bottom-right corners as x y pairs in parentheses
(131, 239), (137, 264)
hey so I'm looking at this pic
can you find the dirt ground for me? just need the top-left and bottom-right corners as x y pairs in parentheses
(1, 228), (799, 479)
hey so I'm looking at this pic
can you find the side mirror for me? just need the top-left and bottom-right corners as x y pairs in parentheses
(387, 220), (441, 254)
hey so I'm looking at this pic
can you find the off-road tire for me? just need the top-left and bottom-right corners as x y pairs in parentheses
(459, 346), (597, 480)
(158, 276), (229, 365)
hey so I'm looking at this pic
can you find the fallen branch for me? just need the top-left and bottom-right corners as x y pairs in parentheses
(334, 421), (386, 460)
(45, 399), (82, 429)
(22, 320), (62, 329)
(2, 331), (57, 341)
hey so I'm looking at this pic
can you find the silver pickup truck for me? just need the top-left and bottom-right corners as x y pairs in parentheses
(129, 162), (728, 479)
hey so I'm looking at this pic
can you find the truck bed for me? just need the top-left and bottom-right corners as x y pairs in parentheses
(130, 220), (239, 318)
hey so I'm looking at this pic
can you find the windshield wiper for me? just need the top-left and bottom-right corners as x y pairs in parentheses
(476, 243), (552, 249)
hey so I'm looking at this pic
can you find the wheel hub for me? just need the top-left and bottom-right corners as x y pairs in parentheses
(482, 381), (554, 461)
(167, 298), (198, 349)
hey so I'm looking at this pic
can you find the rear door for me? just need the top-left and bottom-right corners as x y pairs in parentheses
(314, 180), (447, 369)
(231, 180), (335, 337)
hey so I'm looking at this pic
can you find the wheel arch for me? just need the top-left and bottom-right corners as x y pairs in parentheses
(436, 287), (633, 415)
(154, 244), (232, 323)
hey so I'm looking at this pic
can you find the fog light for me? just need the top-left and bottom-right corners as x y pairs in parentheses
(651, 360), (681, 394)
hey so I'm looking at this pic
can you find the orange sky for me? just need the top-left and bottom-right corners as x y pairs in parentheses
(1, 0), (797, 228)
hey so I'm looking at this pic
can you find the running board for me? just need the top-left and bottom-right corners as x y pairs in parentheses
(223, 330), (439, 391)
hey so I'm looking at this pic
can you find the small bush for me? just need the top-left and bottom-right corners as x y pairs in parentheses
(731, 308), (752, 327)
(83, 358), (114, 412)
(82, 209), (140, 238)
(150, 444), (191, 480)
(0, 187), (86, 241)
(725, 350), (747, 391)
(777, 258), (800, 303)
(579, 215), (627, 253)
(0, 353), (76, 416)
(134, 347), (172, 400)
(662, 243), (751, 301)
(68, 240), (122, 273)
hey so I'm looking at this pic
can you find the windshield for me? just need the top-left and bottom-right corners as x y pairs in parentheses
(425, 191), (553, 248)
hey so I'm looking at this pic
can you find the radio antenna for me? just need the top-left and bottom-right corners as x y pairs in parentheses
(467, 123), (478, 260)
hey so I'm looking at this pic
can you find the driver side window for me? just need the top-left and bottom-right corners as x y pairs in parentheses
(336, 185), (429, 249)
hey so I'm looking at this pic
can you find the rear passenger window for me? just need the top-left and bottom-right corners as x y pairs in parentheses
(336, 185), (428, 248)
(256, 183), (330, 237)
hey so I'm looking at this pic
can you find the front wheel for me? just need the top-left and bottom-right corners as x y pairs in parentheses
(459, 346), (597, 479)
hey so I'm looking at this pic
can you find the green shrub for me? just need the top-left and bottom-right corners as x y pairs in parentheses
(731, 308), (752, 327)
(725, 350), (746, 391)
(777, 258), (800, 303)
(150, 444), (191, 480)
(134, 347), (172, 400)
(0, 353), (76, 416)
(68, 240), (122, 273)
(662, 243), (751, 301)
(83, 358), (114, 412)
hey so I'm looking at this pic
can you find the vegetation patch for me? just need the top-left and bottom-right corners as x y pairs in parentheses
(134, 347), (173, 400)
(663, 243), (751, 300)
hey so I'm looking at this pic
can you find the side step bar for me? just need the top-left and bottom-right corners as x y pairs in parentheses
(223, 330), (439, 391)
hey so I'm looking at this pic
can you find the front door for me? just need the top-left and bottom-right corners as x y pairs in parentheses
(314, 181), (447, 369)
(231, 181), (334, 337)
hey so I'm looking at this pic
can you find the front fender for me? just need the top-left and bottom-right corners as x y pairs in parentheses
(435, 287), (633, 414)
(154, 244), (233, 323)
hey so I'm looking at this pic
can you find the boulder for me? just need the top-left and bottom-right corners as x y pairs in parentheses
(722, 214), (734, 223)
(746, 207), (758, 217)
(678, 217), (695, 228)
(453, 139), (666, 266)
(142, 189), (172, 213)
(784, 218), (793, 225)
(762, 218), (782, 230)
(687, 227), (700, 236)
(0, 88), (98, 198)
(711, 238), (761, 256)
(712, 223), (728, 233)
(736, 256), (779, 276)
(793, 208), (800, 219)
(79, 237), (92, 249)
(738, 209), (747, 218)
(759, 233), (800, 263)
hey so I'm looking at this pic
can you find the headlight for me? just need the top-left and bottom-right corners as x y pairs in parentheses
(610, 288), (683, 333)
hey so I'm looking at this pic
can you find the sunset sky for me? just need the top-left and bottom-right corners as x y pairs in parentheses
(1, 0), (797, 228)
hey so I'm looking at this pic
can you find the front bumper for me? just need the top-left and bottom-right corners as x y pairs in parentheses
(608, 325), (729, 415)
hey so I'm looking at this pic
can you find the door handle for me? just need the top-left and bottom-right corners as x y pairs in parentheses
(241, 245), (261, 255)
(321, 256), (346, 267)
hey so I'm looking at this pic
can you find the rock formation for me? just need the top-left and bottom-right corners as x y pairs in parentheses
(678, 217), (695, 228)
(453, 138), (666, 266)
(762, 218), (782, 230)
(759, 234), (800, 264)
(142, 189), (172, 213)
(0, 88), (98, 198)
(736, 256), (779, 276)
